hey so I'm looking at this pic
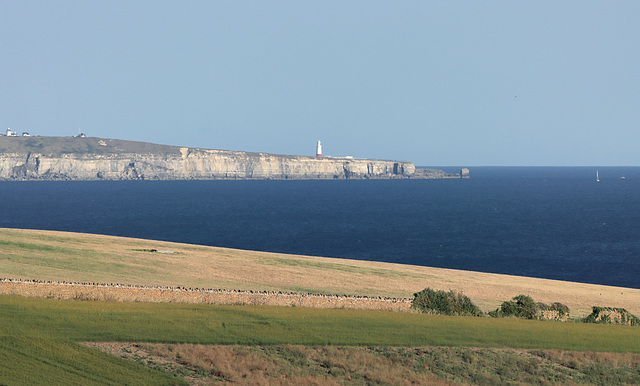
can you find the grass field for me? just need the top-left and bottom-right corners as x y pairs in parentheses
(0, 336), (182, 385)
(2, 228), (640, 384)
(1, 294), (640, 384)
(1, 227), (638, 317)
(5, 294), (639, 351)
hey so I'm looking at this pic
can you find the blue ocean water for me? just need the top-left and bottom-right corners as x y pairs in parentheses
(1, 166), (638, 289)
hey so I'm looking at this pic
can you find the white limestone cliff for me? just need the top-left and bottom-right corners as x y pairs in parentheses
(0, 137), (439, 180)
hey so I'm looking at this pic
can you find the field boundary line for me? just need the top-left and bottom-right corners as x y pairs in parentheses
(0, 278), (413, 312)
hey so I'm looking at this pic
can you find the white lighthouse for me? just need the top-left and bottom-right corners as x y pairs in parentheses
(316, 141), (322, 158)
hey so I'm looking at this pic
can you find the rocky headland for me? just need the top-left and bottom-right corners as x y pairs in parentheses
(0, 136), (466, 180)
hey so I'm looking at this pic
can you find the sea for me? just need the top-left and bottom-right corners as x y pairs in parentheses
(1, 166), (639, 289)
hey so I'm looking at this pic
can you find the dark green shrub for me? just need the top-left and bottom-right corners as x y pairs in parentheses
(412, 288), (483, 317)
(491, 295), (537, 319)
(490, 295), (569, 320)
(514, 295), (538, 319)
(549, 302), (570, 318)
(583, 307), (601, 324)
(622, 310), (640, 326)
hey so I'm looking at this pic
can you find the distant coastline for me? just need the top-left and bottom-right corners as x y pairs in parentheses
(0, 136), (467, 181)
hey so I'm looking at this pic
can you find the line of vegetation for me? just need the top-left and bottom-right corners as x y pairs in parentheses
(413, 288), (639, 326)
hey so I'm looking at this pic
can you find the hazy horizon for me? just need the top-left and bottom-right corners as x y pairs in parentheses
(2, 2), (638, 167)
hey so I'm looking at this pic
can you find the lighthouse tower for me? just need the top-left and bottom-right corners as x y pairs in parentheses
(316, 141), (322, 158)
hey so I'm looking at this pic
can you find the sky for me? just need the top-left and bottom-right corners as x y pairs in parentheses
(1, 1), (638, 166)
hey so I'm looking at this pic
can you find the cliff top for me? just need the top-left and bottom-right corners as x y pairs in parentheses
(0, 136), (413, 164)
(0, 136), (311, 159)
(0, 136), (183, 156)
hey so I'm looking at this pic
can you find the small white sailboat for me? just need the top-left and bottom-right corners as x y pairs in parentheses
(596, 170), (600, 182)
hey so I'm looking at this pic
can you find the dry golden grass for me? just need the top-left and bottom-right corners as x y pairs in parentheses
(86, 342), (453, 385)
(532, 348), (640, 368)
(1, 227), (638, 317)
(86, 342), (640, 385)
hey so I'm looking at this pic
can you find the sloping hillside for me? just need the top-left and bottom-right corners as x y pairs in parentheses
(0, 228), (636, 317)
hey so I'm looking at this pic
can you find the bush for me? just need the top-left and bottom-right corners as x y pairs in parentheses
(584, 307), (640, 326)
(489, 295), (569, 320)
(549, 302), (570, 317)
(412, 288), (483, 317)
(489, 295), (537, 319)
(543, 302), (570, 318)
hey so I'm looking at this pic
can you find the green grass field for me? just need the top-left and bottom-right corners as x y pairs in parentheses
(0, 336), (182, 385)
(2, 228), (640, 383)
(1, 294), (639, 384)
(4, 294), (640, 350)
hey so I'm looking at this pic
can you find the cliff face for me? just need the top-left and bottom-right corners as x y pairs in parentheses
(0, 137), (438, 181)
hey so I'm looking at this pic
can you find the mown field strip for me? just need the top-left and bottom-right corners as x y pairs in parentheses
(2, 294), (639, 352)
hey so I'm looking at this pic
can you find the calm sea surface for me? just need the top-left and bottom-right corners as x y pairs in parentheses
(1, 167), (639, 289)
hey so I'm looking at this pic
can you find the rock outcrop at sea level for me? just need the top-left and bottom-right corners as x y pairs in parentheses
(0, 137), (465, 181)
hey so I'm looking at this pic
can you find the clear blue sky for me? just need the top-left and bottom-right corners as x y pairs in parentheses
(1, 2), (638, 166)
